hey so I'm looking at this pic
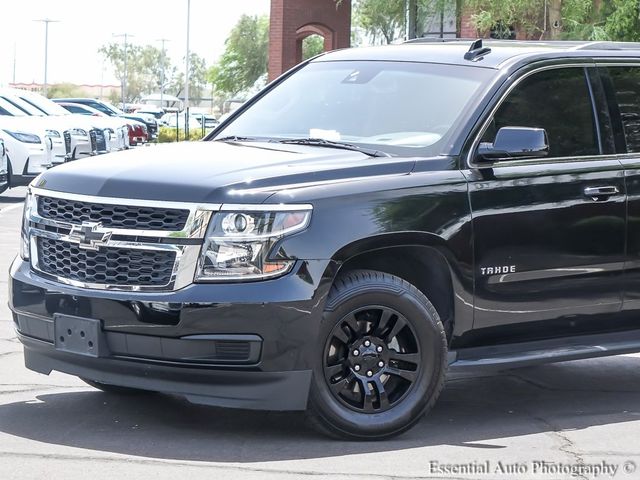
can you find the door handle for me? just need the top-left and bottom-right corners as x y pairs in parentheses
(584, 186), (619, 200)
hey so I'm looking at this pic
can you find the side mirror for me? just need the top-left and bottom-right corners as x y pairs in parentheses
(477, 126), (549, 161)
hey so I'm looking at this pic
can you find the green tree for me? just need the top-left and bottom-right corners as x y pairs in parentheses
(99, 43), (173, 101)
(603, 0), (640, 41)
(108, 90), (121, 105)
(302, 34), (326, 60)
(355, 0), (406, 44)
(208, 14), (269, 97)
(465, 0), (596, 39)
(351, 0), (455, 44)
(46, 83), (88, 99)
(170, 52), (210, 101)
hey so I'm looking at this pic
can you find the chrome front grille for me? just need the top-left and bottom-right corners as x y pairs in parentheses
(63, 131), (72, 156)
(89, 130), (97, 152)
(95, 130), (107, 152)
(27, 188), (218, 291)
(38, 237), (176, 287)
(38, 196), (190, 231)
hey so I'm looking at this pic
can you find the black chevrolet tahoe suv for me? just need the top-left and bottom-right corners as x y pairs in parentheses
(11, 39), (640, 439)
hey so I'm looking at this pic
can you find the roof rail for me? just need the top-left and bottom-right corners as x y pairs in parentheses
(403, 37), (478, 44)
(572, 41), (640, 51)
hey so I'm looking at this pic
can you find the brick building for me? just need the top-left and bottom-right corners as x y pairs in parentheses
(268, 0), (351, 81)
(267, 1), (505, 81)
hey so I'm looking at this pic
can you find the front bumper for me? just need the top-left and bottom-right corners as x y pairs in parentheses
(73, 137), (93, 158)
(51, 140), (67, 165)
(10, 257), (335, 410)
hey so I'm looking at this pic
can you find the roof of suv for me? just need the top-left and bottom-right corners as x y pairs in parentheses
(317, 39), (640, 70)
(54, 98), (103, 103)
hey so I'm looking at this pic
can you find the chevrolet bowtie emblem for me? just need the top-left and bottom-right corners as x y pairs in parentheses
(68, 221), (112, 251)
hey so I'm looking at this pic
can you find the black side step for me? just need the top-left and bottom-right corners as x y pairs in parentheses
(449, 329), (640, 370)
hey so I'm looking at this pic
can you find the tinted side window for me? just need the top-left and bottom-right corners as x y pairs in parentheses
(606, 67), (640, 153)
(483, 68), (599, 158)
(67, 105), (88, 114)
(86, 102), (111, 115)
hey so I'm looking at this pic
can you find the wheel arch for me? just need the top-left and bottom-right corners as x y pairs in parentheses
(328, 233), (457, 340)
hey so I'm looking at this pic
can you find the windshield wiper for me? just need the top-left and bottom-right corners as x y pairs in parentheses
(214, 135), (262, 143)
(275, 138), (390, 157)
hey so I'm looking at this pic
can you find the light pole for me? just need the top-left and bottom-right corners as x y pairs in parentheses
(185, 0), (191, 136)
(12, 43), (16, 85)
(34, 19), (59, 97)
(113, 33), (134, 108)
(157, 38), (170, 110)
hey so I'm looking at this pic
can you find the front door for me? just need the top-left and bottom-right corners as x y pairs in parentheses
(467, 66), (626, 344)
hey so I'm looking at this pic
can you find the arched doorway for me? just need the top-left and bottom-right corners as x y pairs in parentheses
(300, 33), (326, 61)
(269, 0), (351, 81)
(296, 23), (334, 62)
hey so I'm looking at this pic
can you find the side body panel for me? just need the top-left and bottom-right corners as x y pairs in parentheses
(272, 158), (475, 345)
(466, 160), (626, 345)
(463, 62), (628, 346)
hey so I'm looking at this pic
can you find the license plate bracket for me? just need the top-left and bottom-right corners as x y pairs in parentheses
(54, 314), (108, 358)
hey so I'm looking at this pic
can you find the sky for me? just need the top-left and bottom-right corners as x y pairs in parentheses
(0, 0), (271, 87)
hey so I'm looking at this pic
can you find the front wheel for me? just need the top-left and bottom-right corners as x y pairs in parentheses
(307, 270), (448, 440)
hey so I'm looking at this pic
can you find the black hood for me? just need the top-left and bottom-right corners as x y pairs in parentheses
(34, 141), (419, 204)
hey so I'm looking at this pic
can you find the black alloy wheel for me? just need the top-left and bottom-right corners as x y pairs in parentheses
(307, 270), (448, 440)
(323, 305), (420, 413)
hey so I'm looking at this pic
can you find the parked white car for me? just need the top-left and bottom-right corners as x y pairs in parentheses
(0, 91), (91, 162)
(0, 115), (52, 189)
(0, 88), (128, 158)
(55, 102), (130, 151)
(160, 112), (203, 129)
(0, 96), (81, 167)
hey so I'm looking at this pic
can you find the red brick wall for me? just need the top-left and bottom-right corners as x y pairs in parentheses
(459, 10), (478, 38)
(269, 0), (351, 81)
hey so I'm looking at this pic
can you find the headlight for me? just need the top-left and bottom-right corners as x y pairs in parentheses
(45, 129), (60, 138)
(3, 130), (41, 144)
(196, 207), (312, 281)
(70, 128), (88, 137)
(20, 189), (36, 260)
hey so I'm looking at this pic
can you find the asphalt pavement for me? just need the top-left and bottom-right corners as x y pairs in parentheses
(1, 186), (639, 479)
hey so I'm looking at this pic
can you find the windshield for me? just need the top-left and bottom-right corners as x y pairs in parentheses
(102, 101), (124, 115)
(15, 93), (71, 116)
(215, 61), (493, 156)
(0, 95), (45, 116)
(0, 97), (28, 116)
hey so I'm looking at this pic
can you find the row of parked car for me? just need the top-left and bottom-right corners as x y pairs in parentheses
(129, 104), (219, 130)
(0, 89), (160, 194)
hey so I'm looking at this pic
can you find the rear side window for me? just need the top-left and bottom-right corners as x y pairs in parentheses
(606, 67), (640, 153)
(88, 102), (113, 115)
(483, 68), (599, 158)
(66, 105), (87, 114)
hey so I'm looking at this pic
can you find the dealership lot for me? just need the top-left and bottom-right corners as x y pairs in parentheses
(0, 188), (639, 479)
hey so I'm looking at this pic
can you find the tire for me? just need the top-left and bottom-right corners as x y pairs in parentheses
(81, 378), (153, 395)
(307, 269), (448, 440)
